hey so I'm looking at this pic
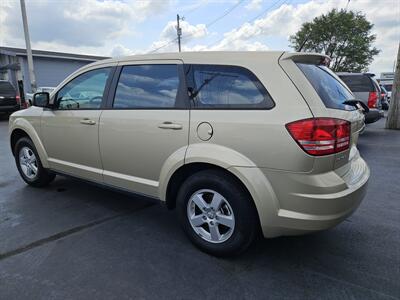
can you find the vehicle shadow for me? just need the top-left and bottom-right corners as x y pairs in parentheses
(41, 175), (353, 268)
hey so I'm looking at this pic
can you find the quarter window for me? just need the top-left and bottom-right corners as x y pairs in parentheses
(189, 65), (274, 109)
(113, 65), (180, 109)
(56, 68), (111, 110)
(297, 63), (355, 111)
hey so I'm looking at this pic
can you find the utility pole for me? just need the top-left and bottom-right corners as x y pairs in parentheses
(345, 0), (350, 11)
(20, 0), (37, 92)
(386, 42), (400, 129)
(176, 14), (182, 52)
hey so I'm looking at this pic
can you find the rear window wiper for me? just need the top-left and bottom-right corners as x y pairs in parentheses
(342, 100), (369, 114)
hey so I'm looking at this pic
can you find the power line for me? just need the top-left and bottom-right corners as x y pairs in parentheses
(147, 0), (245, 53)
(205, 0), (245, 28)
(148, 38), (178, 54)
(206, 0), (287, 48)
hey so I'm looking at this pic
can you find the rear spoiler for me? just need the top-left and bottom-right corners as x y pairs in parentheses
(279, 52), (331, 65)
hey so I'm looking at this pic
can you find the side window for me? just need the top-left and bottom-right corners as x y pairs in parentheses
(113, 64), (180, 109)
(56, 68), (111, 110)
(188, 64), (274, 109)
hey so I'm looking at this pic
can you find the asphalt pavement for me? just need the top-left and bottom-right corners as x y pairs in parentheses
(0, 113), (399, 300)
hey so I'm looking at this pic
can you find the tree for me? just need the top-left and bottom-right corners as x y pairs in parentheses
(386, 43), (400, 129)
(289, 9), (380, 72)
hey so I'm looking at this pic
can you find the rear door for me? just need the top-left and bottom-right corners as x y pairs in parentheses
(99, 61), (189, 197)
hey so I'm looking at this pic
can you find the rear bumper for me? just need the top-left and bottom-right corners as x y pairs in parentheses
(365, 109), (384, 123)
(0, 104), (20, 113)
(230, 151), (370, 238)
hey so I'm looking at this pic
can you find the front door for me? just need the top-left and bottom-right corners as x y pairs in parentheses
(41, 67), (113, 181)
(99, 62), (189, 197)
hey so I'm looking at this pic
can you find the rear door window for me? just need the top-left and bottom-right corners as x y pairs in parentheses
(297, 63), (355, 110)
(187, 64), (274, 109)
(338, 75), (374, 92)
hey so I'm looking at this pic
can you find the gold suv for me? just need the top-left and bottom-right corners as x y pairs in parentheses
(9, 52), (370, 256)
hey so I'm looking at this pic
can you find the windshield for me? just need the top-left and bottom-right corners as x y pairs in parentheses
(297, 63), (355, 111)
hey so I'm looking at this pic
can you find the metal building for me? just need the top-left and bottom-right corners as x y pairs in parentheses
(0, 46), (108, 96)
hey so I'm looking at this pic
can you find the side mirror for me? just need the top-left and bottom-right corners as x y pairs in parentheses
(33, 92), (50, 108)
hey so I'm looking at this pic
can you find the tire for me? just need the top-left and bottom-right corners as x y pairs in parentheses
(14, 137), (56, 187)
(177, 169), (259, 257)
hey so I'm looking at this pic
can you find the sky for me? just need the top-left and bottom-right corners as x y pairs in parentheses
(1, 0), (399, 74)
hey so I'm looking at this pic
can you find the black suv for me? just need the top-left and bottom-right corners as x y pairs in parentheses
(0, 81), (20, 114)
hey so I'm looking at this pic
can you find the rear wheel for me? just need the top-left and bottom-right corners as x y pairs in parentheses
(177, 169), (259, 256)
(15, 137), (56, 187)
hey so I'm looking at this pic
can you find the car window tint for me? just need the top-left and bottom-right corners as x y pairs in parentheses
(113, 65), (179, 109)
(191, 65), (274, 109)
(0, 81), (16, 96)
(383, 84), (392, 92)
(338, 75), (373, 92)
(297, 63), (355, 111)
(56, 68), (110, 110)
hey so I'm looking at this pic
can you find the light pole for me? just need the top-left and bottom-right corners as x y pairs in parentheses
(20, 0), (37, 93)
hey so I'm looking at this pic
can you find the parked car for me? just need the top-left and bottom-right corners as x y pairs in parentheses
(26, 87), (55, 105)
(379, 85), (389, 110)
(9, 52), (370, 256)
(380, 82), (393, 101)
(337, 72), (384, 123)
(0, 80), (20, 114)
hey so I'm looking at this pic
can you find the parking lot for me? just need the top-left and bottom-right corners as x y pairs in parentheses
(0, 114), (399, 300)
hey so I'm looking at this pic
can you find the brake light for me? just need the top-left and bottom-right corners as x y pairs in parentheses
(16, 95), (20, 104)
(286, 118), (350, 156)
(367, 91), (378, 108)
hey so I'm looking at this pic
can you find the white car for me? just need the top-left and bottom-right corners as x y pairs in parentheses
(26, 87), (55, 104)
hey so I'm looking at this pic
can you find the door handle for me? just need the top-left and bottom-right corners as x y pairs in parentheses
(80, 118), (96, 125)
(158, 121), (183, 130)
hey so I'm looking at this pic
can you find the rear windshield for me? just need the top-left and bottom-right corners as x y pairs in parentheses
(383, 84), (392, 92)
(338, 75), (374, 92)
(296, 63), (355, 110)
(0, 81), (16, 96)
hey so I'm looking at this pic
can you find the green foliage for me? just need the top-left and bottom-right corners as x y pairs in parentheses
(289, 9), (380, 72)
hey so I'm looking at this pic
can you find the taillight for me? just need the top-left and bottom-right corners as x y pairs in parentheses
(286, 118), (351, 156)
(367, 91), (378, 108)
(16, 95), (20, 104)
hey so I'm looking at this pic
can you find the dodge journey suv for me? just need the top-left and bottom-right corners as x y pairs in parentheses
(9, 52), (370, 256)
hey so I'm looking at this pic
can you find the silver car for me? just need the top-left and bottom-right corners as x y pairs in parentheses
(337, 72), (384, 123)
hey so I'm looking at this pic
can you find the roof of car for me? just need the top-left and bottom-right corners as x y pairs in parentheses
(88, 51), (285, 65)
(337, 72), (376, 77)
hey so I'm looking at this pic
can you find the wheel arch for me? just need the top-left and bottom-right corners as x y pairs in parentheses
(9, 119), (49, 168)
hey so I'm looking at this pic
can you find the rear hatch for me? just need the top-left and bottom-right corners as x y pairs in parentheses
(0, 81), (18, 106)
(279, 53), (365, 176)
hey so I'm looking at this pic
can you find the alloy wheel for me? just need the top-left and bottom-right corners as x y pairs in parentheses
(187, 189), (235, 243)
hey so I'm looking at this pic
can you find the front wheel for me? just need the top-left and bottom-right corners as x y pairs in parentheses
(177, 169), (259, 256)
(14, 137), (56, 187)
